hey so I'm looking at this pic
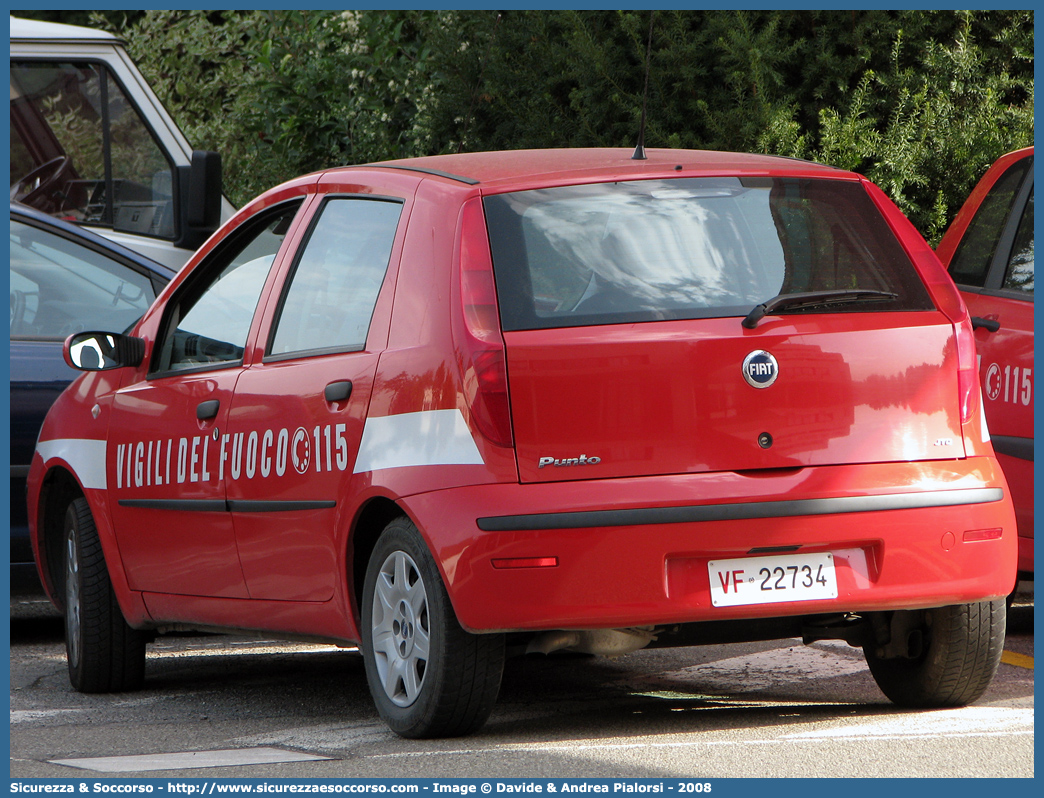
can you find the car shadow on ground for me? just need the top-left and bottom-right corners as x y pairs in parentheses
(1007, 595), (1034, 634)
(11, 597), (1033, 747)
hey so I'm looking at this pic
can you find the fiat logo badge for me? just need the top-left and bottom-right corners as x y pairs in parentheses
(743, 350), (779, 388)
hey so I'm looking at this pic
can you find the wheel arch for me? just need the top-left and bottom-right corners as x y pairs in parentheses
(349, 496), (410, 627)
(35, 464), (151, 627)
(36, 465), (85, 610)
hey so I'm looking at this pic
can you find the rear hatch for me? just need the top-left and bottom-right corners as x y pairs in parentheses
(483, 175), (965, 483)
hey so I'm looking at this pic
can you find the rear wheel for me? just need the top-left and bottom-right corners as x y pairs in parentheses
(64, 497), (147, 692)
(360, 517), (504, 738)
(864, 600), (1005, 707)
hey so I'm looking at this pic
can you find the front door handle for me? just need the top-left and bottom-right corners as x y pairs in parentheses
(197, 399), (220, 420)
(324, 380), (353, 403)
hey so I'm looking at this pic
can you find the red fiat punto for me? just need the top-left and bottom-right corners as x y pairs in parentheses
(936, 147), (1033, 584)
(28, 149), (1017, 738)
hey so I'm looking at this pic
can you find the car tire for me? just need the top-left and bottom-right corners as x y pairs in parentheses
(863, 600), (1005, 707)
(360, 516), (505, 738)
(64, 496), (147, 693)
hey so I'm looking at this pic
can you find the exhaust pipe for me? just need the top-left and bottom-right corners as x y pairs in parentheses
(526, 627), (657, 657)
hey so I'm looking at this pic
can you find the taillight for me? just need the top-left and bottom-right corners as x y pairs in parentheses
(457, 199), (513, 448)
(955, 317), (979, 426)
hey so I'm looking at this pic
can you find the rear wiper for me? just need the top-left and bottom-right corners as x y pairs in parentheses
(742, 289), (899, 329)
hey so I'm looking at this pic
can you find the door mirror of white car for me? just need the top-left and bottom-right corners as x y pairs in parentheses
(64, 331), (145, 371)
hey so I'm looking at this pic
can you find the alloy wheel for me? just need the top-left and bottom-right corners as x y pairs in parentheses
(370, 550), (430, 707)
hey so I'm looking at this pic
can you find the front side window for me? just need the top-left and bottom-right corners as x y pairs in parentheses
(268, 198), (401, 357)
(485, 177), (932, 331)
(10, 61), (173, 238)
(152, 203), (300, 374)
(9, 219), (157, 340)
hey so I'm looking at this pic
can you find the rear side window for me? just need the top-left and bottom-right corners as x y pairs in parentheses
(484, 177), (933, 331)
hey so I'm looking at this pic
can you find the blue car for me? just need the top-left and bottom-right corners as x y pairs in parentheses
(9, 203), (175, 592)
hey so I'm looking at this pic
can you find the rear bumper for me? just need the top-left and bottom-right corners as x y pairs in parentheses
(402, 458), (1018, 632)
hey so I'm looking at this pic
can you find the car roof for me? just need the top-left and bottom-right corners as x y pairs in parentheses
(9, 15), (121, 43)
(10, 202), (175, 279)
(364, 148), (846, 190)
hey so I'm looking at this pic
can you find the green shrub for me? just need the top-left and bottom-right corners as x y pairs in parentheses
(68, 9), (1031, 237)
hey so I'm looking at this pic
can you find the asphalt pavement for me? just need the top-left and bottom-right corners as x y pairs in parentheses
(9, 588), (1034, 779)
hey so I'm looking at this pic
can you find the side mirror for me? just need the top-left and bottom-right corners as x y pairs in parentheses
(63, 332), (146, 372)
(173, 150), (223, 251)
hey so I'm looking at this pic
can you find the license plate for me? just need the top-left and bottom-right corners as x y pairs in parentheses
(708, 552), (838, 607)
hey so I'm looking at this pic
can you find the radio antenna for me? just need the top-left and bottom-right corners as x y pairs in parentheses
(631, 11), (655, 161)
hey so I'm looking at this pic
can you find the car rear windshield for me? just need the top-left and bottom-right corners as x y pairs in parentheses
(484, 177), (933, 331)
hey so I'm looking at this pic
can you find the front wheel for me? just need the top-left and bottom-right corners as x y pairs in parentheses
(64, 497), (147, 692)
(360, 517), (505, 738)
(864, 600), (1005, 707)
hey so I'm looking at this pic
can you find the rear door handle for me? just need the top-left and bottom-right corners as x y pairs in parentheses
(324, 381), (353, 403)
(197, 399), (220, 420)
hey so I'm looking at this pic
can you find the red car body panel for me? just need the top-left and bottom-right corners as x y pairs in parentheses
(507, 313), (965, 483)
(28, 149), (1017, 648)
(961, 292), (1033, 573)
(109, 371), (247, 598)
(937, 147), (1034, 575)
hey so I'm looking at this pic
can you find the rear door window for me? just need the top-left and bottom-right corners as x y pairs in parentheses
(484, 177), (933, 331)
(267, 197), (402, 358)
